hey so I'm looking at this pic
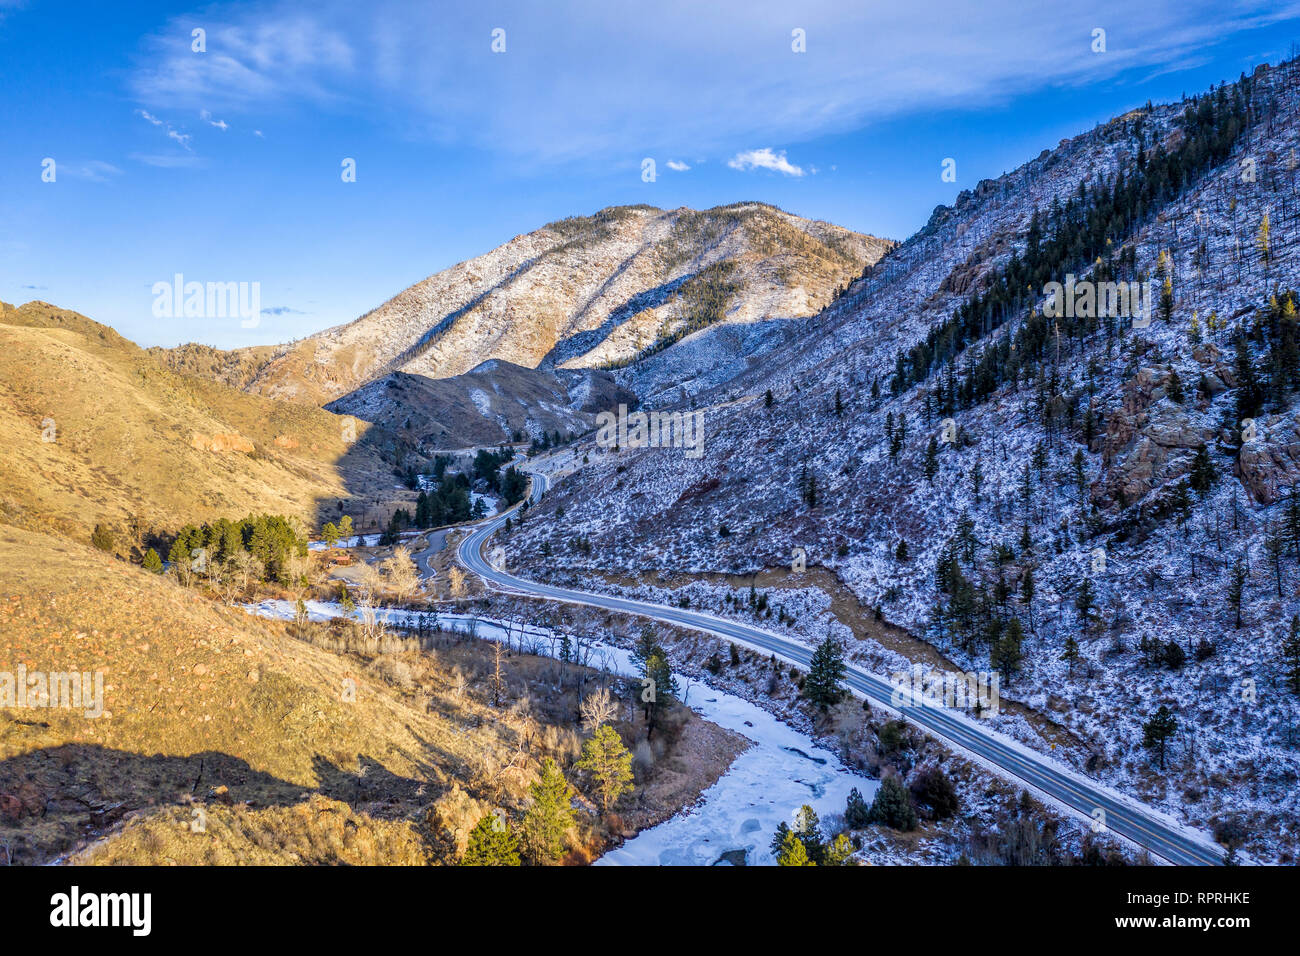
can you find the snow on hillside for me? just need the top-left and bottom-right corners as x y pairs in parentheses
(505, 61), (1300, 863)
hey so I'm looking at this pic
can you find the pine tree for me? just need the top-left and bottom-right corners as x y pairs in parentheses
(1167, 367), (1184, 403)
(770, 821), (792, 856)
(791, 804), (825, 863)
(923, 437), (939, 485)
(1061, 635), (1080, 676)
(1075, 576), (1096, 633)
(1142, 705), (1178, 770)
(804, 638), (846, 710)
(576, 724), (634, 814)
(637, 639), (678, 736)
(992, 617), (1024, 683)
(822, 833), (855, 866)
(764, 388), (774, 408)
(1072, 449), (1087, 502)
(1281, 615), (1300, 696)
(867, 776), (917, 831)
(1190, 445), (1216, 497)
(1156, 249), (1174, 323)
(1228, 558), (1247, 629)
(834, 389), (843, 417)
(521, 758), (576, 865)
(461, 813), (521, 866)
(142, 548), (163, 573)
(1232, 335), (1264, 427)
(845, 787), (871, 829)
(775, 828), (814, 866)
(1020, 565), (1036, 631)
(1266, 522), (1286, 599)
(91, 523), (115, 553)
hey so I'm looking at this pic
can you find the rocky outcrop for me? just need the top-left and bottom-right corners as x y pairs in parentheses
(1237, 413), (1300, 504)
(191, 432), (255, 453)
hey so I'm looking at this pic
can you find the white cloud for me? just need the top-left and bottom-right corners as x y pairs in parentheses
(666, 160), (691, 171)
(200, 109), (230, 131)
(130, 153), (205, 169)
(126, 0), (1300, 166)
(137, 109), (192, 149)
(728, 148), (804, 177)
(60, 160), (123, 183)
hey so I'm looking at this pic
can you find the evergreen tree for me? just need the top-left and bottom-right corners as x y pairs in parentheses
(1075, 576), (1096, 632)
(924, 437), (939, 485)
(845, 787), (871, 829)
(1072, 449), (1088, 502)
(1190, 445), (1216, 497)
(461, 813), (521, 866)
(1232, 334), (1265, 427)
(1167, 367), (1184, 403)
(142, 548), (163, 573)
(1020, 565), (1036, 631)
(1142, 705), (1178, 770)
(575, 724), (634, 814)
(770, 820), (792, 856)
(91, 523), (115, 553)
(867, 776), (918, 831)
(1281, 615), (1300, 696)
(992, 617), (1025, 684)
(1227, 558), (1247, 629)
(1156, 249), (1174, 323)
(764, 388), (774, 408)
(822, 833), (855, 866)
(775, 828), (814, 866)
(791, 804), (825, 863)
(521, 758), (576, 865)
(1061, 635), (1080, 676)
(1266, 522), (1287, 599)
(804, 638), (846, 710)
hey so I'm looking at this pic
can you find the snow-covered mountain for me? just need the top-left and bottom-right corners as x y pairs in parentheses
(506, 61), (1300, 863)
(156, 204), (891, 409)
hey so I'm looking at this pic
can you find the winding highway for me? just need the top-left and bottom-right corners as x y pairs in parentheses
(452, 469), (1224, 866)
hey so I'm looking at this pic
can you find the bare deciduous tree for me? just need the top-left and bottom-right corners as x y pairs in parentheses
(580, 686), (618, 733)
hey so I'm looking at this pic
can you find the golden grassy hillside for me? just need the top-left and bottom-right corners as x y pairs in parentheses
(0, 526), (741, 865)
(0, 300), (395, 543)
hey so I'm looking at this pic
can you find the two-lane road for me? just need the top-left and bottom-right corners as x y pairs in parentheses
(454, 470), (1223, 866)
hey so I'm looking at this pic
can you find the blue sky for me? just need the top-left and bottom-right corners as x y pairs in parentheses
(3, 0), (1300, 349)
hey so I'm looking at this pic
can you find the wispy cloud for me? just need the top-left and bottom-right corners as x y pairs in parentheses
(130, 152), (205, 169)
(666, 160), (691, 172)
(137, 109), (192, 149)
(200, 109), (230, 130)
(127, 0), (1300, 166)
(60, 160), (123, 183)
(727, 148), (804, 177)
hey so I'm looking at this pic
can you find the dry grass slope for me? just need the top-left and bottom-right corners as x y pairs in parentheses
(0, 300), (391, 543)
